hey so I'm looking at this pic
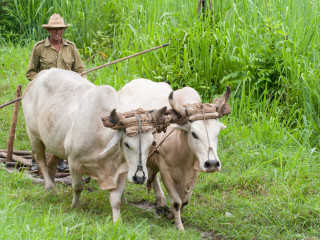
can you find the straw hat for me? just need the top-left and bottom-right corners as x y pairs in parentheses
(41, 14), (70, 29)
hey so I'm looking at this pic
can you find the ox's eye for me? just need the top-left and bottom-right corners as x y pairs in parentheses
(191, 132), (198, 139)
(124, 142), (131, 149)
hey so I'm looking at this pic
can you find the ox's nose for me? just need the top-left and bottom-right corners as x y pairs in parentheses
(133, 165), (146, 184)
(204, 160), (220, 169)
(133, 175), (146, 184)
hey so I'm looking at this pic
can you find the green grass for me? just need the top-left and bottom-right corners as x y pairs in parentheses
(0, 166), (204, 239)
(1, 110), (320, 239)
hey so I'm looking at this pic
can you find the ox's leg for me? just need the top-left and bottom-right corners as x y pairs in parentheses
(147, 168), (167, 207)
(171, 202), (183, 230)
(47, 153), (60, 182)
(110, 172), (127, 222)
(31, 139), (55, 190)
(70, 163), (84, 208)
(153, 173), (167, 207)
(160, 172), (184, 230)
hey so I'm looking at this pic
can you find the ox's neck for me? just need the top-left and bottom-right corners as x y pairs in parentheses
(160, 128), (197, 169)
(160, 128), (199, 199)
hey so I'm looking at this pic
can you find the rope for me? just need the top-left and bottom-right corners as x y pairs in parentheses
(135, 114), (142, 166)
(202, 106), (217, 161)
(148, 128), (175, 158)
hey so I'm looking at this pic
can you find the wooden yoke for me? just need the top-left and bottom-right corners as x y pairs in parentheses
(102, 107), (167, 137)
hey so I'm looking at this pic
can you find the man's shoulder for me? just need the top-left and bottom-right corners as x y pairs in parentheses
(64, 39), (76, 46)
(33, 39), (46, 48)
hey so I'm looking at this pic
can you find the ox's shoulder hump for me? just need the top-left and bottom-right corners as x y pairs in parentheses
(122, 78), (171, 93)
(174, 87), (201, 104)
(82, 85), (118, 110)
(96, 84), (117, 95)
(89, 85), (118, 101)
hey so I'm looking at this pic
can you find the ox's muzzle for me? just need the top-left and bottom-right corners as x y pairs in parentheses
(204, 159), (221, 171)
(133, 165), (146, 184)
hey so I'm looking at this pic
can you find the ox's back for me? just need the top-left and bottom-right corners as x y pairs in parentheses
(119, 79), (173, 110)
(119, 78), (201, 109)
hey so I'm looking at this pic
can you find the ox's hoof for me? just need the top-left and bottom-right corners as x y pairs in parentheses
(155, 197), (167, 208)
(71, 202), (80, 209)
(44, 184), (55, 192)
(166, 210), (174, 220)
(155, 206), (170, 216)
(176, 224), (185, 231)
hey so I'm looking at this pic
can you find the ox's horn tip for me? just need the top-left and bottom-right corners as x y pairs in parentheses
(226, 85), (231, 92)
(160, 106), (167, 114)
(168, 91), (174, 100)
(110, 108), (121, 124)
(153, 106), (167, 120)
(111, 108), (116, 113)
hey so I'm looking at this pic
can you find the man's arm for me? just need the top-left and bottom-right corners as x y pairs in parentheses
(72, 46), (86, 78)
(26, 47), (40, 81)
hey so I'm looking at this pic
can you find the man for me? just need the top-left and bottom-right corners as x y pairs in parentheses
(26, 13), (86, 172)
(26, 13), (85, 80)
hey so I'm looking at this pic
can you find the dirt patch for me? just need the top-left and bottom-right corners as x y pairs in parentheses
(130, 199), (164, 219)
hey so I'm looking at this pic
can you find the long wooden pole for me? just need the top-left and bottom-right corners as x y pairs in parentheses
(80, 43), (169, 76)
(6, 84), (22, 163)
(0, 149), (32, 155)
(0, 97), (21, 109)
(0, 152), (31, 166)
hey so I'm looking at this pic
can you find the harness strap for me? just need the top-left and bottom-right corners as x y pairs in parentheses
(135, 113), (142, 166)
(132, 113), (146, 182)
(148, 128), (175, 158)
(203, 106), (218, 160)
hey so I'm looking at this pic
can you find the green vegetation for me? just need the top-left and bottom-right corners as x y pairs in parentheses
(1, 0), (320, 239)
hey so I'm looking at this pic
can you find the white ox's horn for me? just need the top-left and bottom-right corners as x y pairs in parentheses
(213, 86), (231, 116)
(214, 86), (231, 107)
(151, 106), (167, 121)
(110, 108), (122, 124)
(168, 91), (185, 116)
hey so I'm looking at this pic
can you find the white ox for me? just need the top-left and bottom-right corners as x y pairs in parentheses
(118, 78), (231, 230)
(22, 69), (166, 222)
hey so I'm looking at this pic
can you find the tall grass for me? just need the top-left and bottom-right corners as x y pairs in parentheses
(1, 0), (319, 142)
(1, 0), (119, 48)
(1, 0), (319, 139)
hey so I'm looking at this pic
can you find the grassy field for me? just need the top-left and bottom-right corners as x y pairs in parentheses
(1, 0), (320, 239)
(1, 45), (320, 239)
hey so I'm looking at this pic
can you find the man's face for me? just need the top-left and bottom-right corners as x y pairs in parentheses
(47, 27), (65, 42)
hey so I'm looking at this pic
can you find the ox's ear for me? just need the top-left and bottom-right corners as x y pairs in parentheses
(171, 122), (191, 132)
(100, 130), (124, 154)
